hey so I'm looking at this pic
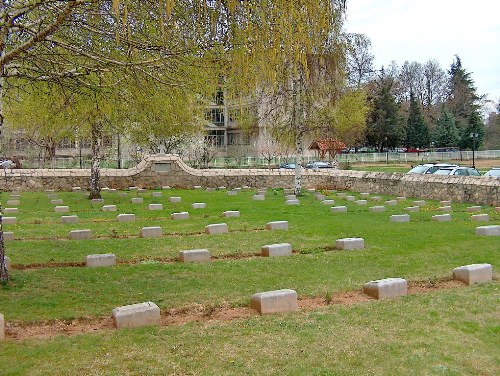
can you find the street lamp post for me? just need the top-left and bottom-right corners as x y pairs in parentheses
(470, 132), (478, 169)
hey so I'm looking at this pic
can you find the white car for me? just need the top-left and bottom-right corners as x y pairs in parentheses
(433, 167), (481, 176)
(483, 168), (500, 177)
(407, 163), (458, 174)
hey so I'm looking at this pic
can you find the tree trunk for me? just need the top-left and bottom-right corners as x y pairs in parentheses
(0, 50), (9, 281)
(89, 122), (102, 199)
(293, 71), (304, 196)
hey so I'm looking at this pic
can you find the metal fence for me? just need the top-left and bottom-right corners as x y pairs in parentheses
(9, 150), (500, 170)
(335, 150), (500, 164)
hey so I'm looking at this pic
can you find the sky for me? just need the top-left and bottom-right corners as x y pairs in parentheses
(344, 0), (500, 109)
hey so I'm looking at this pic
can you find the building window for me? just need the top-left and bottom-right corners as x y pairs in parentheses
(205, 108), (225, 126)
(205, 130), (225, 146)
(227, 131), (250, 145)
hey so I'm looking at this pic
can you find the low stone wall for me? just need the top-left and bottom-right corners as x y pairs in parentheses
(0, 154), (498, 206)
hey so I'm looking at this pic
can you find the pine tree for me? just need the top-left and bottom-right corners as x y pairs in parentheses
(445, 56), (484, 149)
(406, 92), (429, 148)
(365, 74), (405, 151)
(433, 106), (459, 147)
(458, 111), (485, 150)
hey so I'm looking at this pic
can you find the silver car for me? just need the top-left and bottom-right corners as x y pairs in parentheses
(483, 168), (500, 177)
(407, 163), (458, 174)
(433, 167), (481, 176)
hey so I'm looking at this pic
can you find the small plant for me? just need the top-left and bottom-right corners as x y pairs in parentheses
(324, 291), (333, 305)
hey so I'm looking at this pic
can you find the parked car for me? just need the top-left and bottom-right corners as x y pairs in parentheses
(407, 163), (458, 174)
(305, 161), (332, 169)
(279, 163), (297, 169)
(433, 167), (481, 176)
(483, 168), (500, 177)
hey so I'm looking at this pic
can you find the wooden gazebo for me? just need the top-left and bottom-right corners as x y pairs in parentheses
(308, 138), (346, 160)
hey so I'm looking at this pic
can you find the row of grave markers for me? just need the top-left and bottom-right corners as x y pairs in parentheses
(2, 262), (491, 336)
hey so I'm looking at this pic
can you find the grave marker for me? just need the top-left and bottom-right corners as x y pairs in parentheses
(466, 206), (481, 212)
(251, 289), (298, 315)
(453, 264), (493, 285)
(117, 214), (135, 222)
(475, 225), (500, 236)
(330, 206), (347, 213)
(69, 229), (92, 240)
(205, 223), (228, 234)
(2, 217), (16, 225)
(3, 232), (14, 241)
(363, 278), (407, 299)
(86, 254), (117, 267)
(112, 302), (161, 329)
(140, 227), (162, 238)
(61, 215), (79, 224)
(335, 237), (364, 250)
(432, 214), (451, 222)
(171, 212), (189, 220)
(178, 249), (211, 263)
(261, 243), (292, 257)
(471, 214), (489, 222)
(266, 221), (289, 230)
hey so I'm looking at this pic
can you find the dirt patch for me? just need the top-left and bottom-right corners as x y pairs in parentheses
(408, 278), (464, 293)
(4, 278), (473, 342)
(14, 261), (86, 270)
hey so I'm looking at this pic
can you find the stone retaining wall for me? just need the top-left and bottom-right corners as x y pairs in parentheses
(1, 154), (498, 205)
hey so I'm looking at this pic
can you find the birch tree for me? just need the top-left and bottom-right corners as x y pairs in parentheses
(224, 1), (347, 195)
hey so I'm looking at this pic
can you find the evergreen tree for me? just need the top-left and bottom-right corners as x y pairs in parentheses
(433, 106), (459, 147)
(445, 56), (484, 149)
(365, 73), (405, 151)
(458, 111), (485, 150)
(405, 92), (429, 148)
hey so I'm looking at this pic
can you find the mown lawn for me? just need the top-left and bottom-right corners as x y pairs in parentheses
(0, 188), (498, 375)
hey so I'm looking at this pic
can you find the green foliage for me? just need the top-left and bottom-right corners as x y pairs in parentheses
(315, 88), (369, 146)
(405, 93), (429, 148)
(5, 83), (77, 159)
(433, 106), (459, 147)
(458, 111), (485, 150)
(365, 75), (405, 151)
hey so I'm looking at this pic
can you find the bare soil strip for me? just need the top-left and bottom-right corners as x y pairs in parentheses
(16, 227), (266, 242)
(4, 278), (468, 342)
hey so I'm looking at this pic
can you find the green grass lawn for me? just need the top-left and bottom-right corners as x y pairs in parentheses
(0, 188), (498, 375)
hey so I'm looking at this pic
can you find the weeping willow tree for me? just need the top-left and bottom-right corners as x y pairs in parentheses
(0, 0), (223, 281)
(222, 0), (348, 194)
